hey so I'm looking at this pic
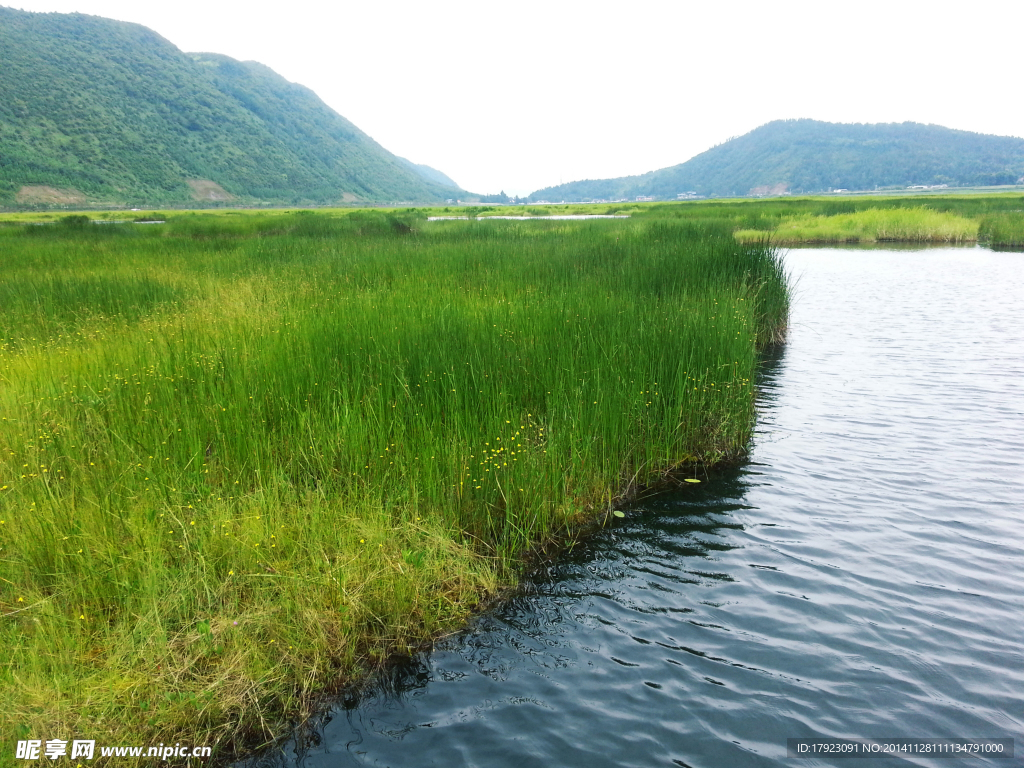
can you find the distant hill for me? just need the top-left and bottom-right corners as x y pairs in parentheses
(396, 157), (461, 190)
(527, 120), (1024, 202)
(0, 7), (462, 207)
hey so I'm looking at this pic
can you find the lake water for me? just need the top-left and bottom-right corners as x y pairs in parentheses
(246, 246), (1023, 767)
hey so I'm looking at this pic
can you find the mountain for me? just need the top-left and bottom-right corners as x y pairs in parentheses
(0, 7), (462, 207)
(527, 120), (1024, 202)
(396, 157), (461, 190)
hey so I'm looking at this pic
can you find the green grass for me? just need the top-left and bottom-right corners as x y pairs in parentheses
(611, 190), (1020, 247)
(979, 212), (1024, 248)
(734, 206), (979, 244)
(0, 212), (788, 763)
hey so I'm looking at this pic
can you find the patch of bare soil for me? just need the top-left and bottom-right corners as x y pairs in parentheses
(748, 182), (790, 197)
(187, 180), (234, 201)
(16, 185), (88, 204)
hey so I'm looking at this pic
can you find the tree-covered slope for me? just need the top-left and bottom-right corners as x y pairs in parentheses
(0, 7), (460, 206)
(528, 120), (1024, 202)
(396, 157), (461, 190)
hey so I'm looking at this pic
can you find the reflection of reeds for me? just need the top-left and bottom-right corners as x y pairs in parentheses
(735, 207), (979, 244)
(0, 212), (789, 757)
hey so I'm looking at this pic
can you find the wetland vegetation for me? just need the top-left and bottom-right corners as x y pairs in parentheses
(452, 192), (1023, 248)
(733, 206), (979, 244)
(0, 211), (788, 759)
(627, 192), (1022, 247)
(3, 191), (1019, 760)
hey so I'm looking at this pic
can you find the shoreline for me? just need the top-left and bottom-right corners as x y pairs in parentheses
(225, 448), (757, 767)
(1, 212), (789, 763)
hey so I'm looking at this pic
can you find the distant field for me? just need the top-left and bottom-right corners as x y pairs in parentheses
(7, 189), (1022, 244)
(734, 207), (979, 244)
(0, 212), (788, 760)
(618, 191), (1022, 248)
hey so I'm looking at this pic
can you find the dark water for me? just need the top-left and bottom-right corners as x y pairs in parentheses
(251, 246), (1024, 767)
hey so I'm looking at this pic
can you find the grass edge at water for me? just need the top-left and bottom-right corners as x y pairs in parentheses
(0, 213), (789, 766)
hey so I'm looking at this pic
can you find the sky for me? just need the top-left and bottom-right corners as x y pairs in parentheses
(7, 0), (1023, 196)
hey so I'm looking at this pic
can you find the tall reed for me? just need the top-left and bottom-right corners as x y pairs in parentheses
(734, 207), (979, 244)
(979, 212), (1024, 248)
(0, 213), (788, 759)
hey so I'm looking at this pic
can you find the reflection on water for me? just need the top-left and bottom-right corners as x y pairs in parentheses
(247, 246), (1024, 768)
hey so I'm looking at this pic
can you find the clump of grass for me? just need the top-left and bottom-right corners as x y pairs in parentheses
(0, 212), (789, 760)
(979, 212), (1024, 248)
(735, 206), (979, 244)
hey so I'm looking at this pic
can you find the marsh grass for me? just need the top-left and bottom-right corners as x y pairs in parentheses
(734, 207), (979, 244)
(631, 192), (1024, 247)
(1, 213), (788, 762)
(979, 212), (1024, 248)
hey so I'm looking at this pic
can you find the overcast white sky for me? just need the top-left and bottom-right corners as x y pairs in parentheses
(8, 0), (1023, 195)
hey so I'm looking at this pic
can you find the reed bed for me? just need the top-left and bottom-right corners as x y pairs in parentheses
(979, 212), (1024, 248)
(0, 213), (788, 761)
(734, 206), (979, 244)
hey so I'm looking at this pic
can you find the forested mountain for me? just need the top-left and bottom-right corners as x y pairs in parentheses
(396, 157), (461, 190)
(528, 120), (1024, 202)
(0, 7), (462, 206)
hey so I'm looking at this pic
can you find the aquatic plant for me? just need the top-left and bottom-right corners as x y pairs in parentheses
(734, 206), (979, 244)
(979, 212), (1024, 248)
(0, 211), (787, 758)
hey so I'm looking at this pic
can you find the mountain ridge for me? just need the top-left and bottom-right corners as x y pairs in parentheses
(0, 6), (462, 207)
(527, 119), (1024, 202)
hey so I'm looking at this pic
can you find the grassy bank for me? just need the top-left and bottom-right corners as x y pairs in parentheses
(733, 206), (979, 244)
(979, 212), (1024, 248)
(613, 191), (1019, 248)
(1, 212), (788, 762)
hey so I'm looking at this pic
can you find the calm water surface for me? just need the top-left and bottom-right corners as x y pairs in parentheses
(251, 246), (1024, 767)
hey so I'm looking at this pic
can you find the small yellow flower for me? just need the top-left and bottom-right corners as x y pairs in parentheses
(229, 570), (234, 575)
